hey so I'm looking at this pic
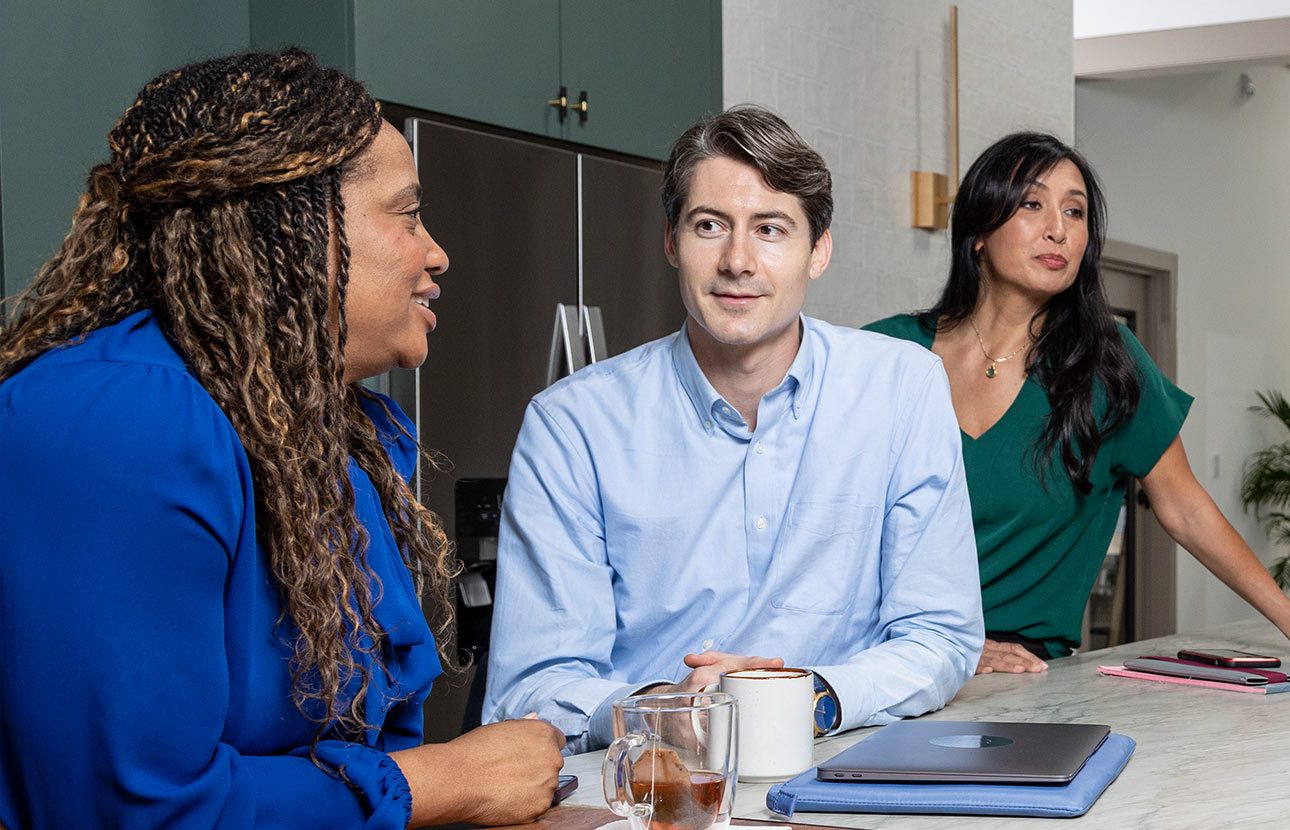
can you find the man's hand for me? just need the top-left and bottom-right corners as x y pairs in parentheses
(648, 650), (786, 694)
(975, 639), (1048, 674)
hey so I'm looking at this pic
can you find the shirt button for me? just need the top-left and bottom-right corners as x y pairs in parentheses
(704, 419), (713, 429)
(721, 405), (732, 415)
(702, 639), (715, 650)
(755, 441), (765, 455)
(754, 516), (768, 530)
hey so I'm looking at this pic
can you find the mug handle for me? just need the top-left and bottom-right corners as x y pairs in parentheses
(812, 690), (828, 737)
(602, 733), (652, 824)
(688, 684), (721, 747)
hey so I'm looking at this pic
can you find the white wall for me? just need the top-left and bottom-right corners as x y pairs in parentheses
(1074, 0), (1290, 38)
(1076, 68), (1290, 630)
(721, 0), (1074, 325)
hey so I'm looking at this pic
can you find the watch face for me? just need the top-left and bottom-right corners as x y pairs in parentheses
(814, 693), (838, 734)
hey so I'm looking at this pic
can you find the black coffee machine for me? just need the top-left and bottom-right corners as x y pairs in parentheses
(454, 477), (506, 731)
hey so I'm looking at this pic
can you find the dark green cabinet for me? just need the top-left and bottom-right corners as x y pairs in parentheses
(559, 0), (722, 158)
(251, 0), (721, 160)
(353, 0), (563, 138)
(2, 0), (250, 296)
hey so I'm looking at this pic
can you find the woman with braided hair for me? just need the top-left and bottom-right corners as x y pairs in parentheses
(0, 49), (563, 829)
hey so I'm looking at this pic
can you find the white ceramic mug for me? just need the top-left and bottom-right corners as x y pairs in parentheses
(718, 667), (822, 782)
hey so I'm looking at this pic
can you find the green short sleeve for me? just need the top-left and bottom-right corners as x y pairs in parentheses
(1108, 325), (1193, 480)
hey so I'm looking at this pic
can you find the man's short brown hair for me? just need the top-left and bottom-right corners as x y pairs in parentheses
(662, 105), (833, 245)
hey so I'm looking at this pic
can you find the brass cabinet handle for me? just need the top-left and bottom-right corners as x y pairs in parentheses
(544, 87), (588, 124)
(571, 90), (588, 123)
(546, 86), (569, 122)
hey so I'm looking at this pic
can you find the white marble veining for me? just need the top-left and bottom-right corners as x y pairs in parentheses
(562, 618), (1290, 828)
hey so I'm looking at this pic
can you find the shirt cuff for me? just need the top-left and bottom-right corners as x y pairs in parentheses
(809, 664), (883, 734)
(306, 742), (413, 830)
(587, 679), (673, 751)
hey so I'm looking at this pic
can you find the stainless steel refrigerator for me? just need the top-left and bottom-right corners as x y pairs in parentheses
(381, 110), (686, 739)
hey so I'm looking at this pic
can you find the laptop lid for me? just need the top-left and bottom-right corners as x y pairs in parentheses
(816, 721), (1111, 785)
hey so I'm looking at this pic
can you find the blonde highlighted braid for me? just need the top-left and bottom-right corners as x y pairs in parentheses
(0, 49), (459, 752)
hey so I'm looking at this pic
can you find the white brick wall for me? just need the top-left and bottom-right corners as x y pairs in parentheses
(723, 0), (1074, 326)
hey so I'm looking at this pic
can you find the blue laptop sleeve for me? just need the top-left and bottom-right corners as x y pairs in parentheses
(765, 733), (1135, 819)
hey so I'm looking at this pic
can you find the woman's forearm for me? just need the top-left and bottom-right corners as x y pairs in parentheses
(1171, 500), (1290, 637)
(1142, 437), (1290, 639)
(391, 718), (566, 829)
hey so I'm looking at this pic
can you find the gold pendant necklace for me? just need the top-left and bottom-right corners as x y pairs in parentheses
(968, 315), (1029, 379)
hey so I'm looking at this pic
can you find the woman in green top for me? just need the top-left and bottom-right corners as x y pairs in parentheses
(866, 132), (1290, 672)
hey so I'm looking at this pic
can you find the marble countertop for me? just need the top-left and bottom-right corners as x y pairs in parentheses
(561, 617), (1289, 828)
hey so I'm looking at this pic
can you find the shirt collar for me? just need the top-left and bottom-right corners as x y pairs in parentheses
(783, 317), (817, 420)
(670, 316), (820, 435)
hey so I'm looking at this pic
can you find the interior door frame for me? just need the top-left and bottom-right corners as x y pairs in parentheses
(1102, 238), (1179, 641)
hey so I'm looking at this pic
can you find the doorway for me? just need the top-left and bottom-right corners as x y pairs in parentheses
(1081, 239), (1179, 650)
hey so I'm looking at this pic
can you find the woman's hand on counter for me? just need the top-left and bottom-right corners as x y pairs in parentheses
(976, 639), (1049, 674)
(391, 716), (566, 827)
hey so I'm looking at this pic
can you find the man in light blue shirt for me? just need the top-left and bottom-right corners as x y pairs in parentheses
(484, 106), (983, 753)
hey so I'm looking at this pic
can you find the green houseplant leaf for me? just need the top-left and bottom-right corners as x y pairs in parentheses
(1241, 390), (1290, 589)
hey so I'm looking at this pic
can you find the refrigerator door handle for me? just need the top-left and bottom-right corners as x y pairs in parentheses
(546, 303), (586, 387)
(582, 305), (607, 364)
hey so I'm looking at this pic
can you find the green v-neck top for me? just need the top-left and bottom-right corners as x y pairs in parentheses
(863, 313), (1193, 658)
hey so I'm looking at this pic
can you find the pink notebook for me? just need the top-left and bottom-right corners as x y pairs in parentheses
(1097, 665), (1290, 694)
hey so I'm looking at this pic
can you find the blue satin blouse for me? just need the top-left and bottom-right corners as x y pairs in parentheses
(0, 310), (440, 829)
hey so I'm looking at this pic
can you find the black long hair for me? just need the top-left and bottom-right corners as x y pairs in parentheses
(928, 131), (1139, 493)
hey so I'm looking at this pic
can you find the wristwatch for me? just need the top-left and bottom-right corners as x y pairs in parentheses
(813, 676), (840, 736)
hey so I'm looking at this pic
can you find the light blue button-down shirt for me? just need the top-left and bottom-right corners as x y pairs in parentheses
(483, 316), (983, 753)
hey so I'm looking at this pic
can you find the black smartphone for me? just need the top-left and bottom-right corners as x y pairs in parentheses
(552, 774), (579, 805)
(1177, 648), (1281, 668)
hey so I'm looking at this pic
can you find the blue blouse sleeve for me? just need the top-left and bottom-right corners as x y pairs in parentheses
(0, 360), (412, 829)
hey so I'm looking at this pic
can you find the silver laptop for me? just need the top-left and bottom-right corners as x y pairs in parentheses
(816, 721), (1110, 785)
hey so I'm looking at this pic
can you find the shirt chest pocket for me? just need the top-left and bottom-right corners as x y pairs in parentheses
(771, 498), (880, 615)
